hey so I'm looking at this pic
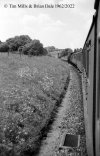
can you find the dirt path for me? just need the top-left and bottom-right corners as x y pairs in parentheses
(36, 65), (87, 156)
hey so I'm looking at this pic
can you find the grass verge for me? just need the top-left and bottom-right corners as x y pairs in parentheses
(0, 53), (70, 156)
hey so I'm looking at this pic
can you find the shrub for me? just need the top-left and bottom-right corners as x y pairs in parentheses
(45, 46), (56, 52)
(58, 48), (73, 58)
(22, 40), (47, 56)
(0, 42), (9, 52)
(6, 35), (32, 52)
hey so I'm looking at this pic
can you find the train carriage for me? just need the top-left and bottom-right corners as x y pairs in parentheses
(68, 1), (100, 156)
(82, 15), (95, 156)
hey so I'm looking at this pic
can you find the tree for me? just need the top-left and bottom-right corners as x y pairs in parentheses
(19, 35), (32, 45)
(22, 40), (46, 56)
(59, 48), (73, 58)
(0, 42), (9, 52)
(6, 38), (17, 51)
(6, 35), (32, 52)
(74, 48), (82, 53)
(45, 46), (56, 52)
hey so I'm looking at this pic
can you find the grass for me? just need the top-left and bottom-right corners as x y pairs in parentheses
(0, 53), (70, 156)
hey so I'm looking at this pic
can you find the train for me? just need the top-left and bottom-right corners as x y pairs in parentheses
(68, 50), (83, 73)
(67, 0), (100, 156)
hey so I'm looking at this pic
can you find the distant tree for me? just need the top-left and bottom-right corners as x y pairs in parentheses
(22, 40), (47, 56)
(0, 40), (2, 44)
(6, 38), (17, 51)
(65, 48), (73, 54)
(6, 35), (32, 52)
(58, 48), (73, 58)
(45, 46), (56, 52)
(43, 48), (48, 55)
(74, 48), (82, 53)
(0, 42), (9, 52)
(18, 35), (32, 46)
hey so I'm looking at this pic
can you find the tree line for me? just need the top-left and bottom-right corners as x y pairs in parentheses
(0, 35), (82, 57)
(0, 35), (47, 56)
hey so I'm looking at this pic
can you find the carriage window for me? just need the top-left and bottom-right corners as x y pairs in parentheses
(86, 40), (91, 78)
(87, 50), (89, 78)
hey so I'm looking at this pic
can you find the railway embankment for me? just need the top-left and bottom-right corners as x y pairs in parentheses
(36, 65), (88, 156)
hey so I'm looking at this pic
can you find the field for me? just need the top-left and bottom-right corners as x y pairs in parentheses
(0, 53), (70, 155)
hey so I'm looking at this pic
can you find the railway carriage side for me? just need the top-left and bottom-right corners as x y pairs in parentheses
(94, 1), (100, 156)
(63, 1), (100, 155)
(68, 51), (83, 72)
(82, 1), (100, 155)
(82, 18), (95, 156)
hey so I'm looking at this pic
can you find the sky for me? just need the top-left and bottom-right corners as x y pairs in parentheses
(0, 0), (95, 49)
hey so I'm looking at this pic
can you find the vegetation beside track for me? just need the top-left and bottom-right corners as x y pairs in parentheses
(0, 53), (70, 156)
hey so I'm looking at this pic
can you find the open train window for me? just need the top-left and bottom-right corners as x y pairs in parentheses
(86, 40), (91, 79)
(89, 40), (91, 46)
(86, 49), (89, 78)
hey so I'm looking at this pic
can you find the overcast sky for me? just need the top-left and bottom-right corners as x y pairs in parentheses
(0, 0), (95, 49)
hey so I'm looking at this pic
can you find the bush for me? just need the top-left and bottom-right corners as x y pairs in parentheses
(0, 42), (9, 52)
(22, 40), (47, 56)
(58, 48), (73, 58)
(6, 35), (32, 52)
(45, 46), (56, 52)
(43, 48), (48, 55)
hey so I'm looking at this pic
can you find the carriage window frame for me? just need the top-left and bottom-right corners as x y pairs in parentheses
(97, 37), (100, 119)
(86, 40), (91, 79)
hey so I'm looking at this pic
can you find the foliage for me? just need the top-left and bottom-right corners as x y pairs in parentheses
(74, 48), (82, 53)
(43, 48), (48, 55)
(6, 35), (32, 51)
(58, 48), (73, 58)
(22, 40), (47, 56)
(0, 53), (69, 156)
(45, 46), (56, 52)
(0, 42), (9, 52)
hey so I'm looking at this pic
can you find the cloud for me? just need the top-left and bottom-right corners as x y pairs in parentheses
(0, 8), (25, 41)
(21, 13), (66, 47)
(22, 13), (65, 27)
(0, 0), (95, 49)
